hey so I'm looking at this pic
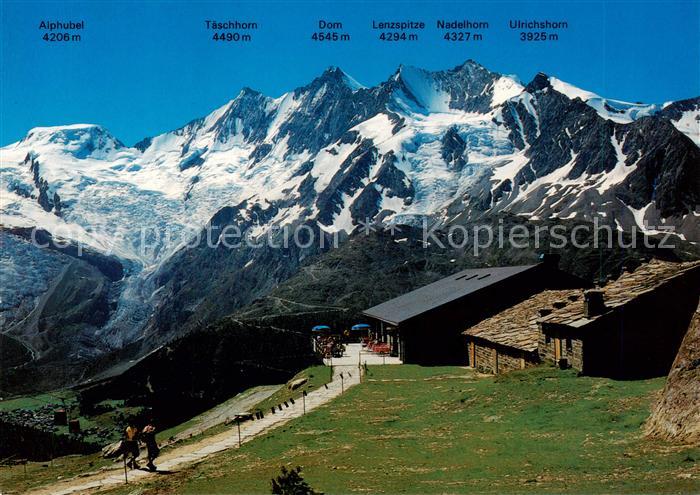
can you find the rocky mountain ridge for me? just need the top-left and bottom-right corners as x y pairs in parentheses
(1, 60), (698, 392)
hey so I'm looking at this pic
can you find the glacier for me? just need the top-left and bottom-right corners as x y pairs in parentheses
(1, 60), (698, 384)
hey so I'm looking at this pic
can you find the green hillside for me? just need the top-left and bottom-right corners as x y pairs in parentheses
(102, 365), (700, 494)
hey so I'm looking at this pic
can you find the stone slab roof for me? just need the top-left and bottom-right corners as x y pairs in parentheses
(463, 289), (582, 352)
(539, 259), (700, 329)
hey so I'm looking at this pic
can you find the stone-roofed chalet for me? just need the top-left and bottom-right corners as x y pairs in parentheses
(464, 290), (581, 374)
(538, 259), (700, 378)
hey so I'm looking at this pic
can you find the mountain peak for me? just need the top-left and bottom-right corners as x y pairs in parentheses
(23, 124), (119, 144)
(395, 60), (490, 79)
(320, 66), (364, 90)
(535, 74), (662, 124)
(547, 76), (600, 101)
(237, 86), (263, 98)
(322, 65), (344, 76)
(527, 72), (600, 101)
(392, 64), (428, 83)
(526, 72), (553, 93)
(25, 123), (105, 136)
(317, 65), (347, 84)
(300, 66), (364, 93)
(19, 124), (124, 158)
(452, 59), (488, 73)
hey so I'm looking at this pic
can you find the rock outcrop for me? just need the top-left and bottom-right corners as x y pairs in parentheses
(645, 302), (700, 443)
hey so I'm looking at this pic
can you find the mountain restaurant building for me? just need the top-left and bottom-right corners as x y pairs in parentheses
(361, 256), (587, 365)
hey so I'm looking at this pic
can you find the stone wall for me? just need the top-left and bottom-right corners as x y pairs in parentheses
(538, 327), (583, 370)
(496, 348), (524, 373)
(468, 338), (538, 374)
(473, 342), (496, 373)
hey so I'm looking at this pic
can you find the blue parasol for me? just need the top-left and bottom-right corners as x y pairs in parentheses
(351, 324), (371, 331)
(312, 325), (331, 332)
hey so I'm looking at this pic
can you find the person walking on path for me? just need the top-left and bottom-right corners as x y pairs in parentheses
(142, 421), (160, 471)
(123, 422), (140, 469)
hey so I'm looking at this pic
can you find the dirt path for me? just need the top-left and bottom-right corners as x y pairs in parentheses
(267, 296), (347, 311)
(27, 361), (362, 495)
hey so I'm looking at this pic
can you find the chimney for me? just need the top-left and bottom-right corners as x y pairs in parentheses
(583, 289), (605, 317)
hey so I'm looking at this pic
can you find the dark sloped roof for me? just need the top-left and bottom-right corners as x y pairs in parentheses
(539, 259), (700, 329)
(464, 289), (581, 352)
(362, 264), (538, 325)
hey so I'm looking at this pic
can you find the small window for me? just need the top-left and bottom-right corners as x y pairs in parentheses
(566, 338), (573, 352)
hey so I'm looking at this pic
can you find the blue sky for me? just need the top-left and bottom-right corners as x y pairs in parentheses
(1, 0), (698, 145)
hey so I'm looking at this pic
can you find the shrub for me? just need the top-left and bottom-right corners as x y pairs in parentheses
(270, 465), (319, 495)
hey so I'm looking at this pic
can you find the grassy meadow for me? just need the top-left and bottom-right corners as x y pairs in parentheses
(99, 365), (700, 494)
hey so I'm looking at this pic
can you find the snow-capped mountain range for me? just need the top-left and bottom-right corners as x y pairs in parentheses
(1, 60), (699, 387)
(3, 61), (699, 264)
